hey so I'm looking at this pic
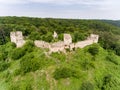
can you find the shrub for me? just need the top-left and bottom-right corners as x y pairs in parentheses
(81, 58), (95, 70)
(80, 82), (94, 90)
(20, 53), (40, 74)
(14, 69), (21, 76)
(23, 40), (34, 53)
(0, 53), (4, 61)
(53, 67), (80, 80)
(10, 48), (26, 60)
(101, 74), (113, 90)
(106, 54), (118, 65)
(114, 43), (120, 56)
(0, 62), (10, 72)
(10, 41), (35, 60)
(88, 45), (99, 56)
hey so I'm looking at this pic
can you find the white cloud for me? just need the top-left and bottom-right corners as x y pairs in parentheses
(0, 0), (119, 5)
(0, 0), (27, 4)
(0, 0), (120, 19)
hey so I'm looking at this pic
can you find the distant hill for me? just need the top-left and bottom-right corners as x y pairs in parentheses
(102, 20), (120, 27)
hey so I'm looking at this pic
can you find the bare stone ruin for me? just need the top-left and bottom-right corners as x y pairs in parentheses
(10, 31), (99, 53)
(53, 31), (58, 39)
(64, 34), (72, 49)
(34, 40), (50, 48)
(34, 32), (99, 53)
(75, 34), (99, 48)
(50, 41), (65, 53)
(10, 31), (25, 47)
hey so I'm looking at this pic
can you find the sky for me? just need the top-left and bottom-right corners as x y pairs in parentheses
(0, 0), (120, 19)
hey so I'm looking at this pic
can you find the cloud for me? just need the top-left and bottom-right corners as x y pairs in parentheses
(0, 0), (120, 19)
(0, 0), (27, 4)
(0, 0), (118, 5)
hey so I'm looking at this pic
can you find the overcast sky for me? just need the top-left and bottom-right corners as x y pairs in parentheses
(0, 0), (120, 19)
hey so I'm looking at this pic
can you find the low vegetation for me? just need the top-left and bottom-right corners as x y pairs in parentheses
(0, 17), (120, 90)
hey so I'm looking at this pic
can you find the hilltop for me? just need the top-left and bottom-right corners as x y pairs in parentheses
(0, 17), (120, 90)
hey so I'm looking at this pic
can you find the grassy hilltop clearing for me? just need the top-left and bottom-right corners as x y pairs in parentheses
(0, 17), (120, 90)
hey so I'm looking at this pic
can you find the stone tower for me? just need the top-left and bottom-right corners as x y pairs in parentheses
(10, 31), (25, 47)
(64, 34), (72, 46)
(53, 31), (58, 39)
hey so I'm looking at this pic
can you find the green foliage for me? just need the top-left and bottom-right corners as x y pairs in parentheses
(20, 53), (40, 74)
(81, 59), (95, 70)
(114, 42), (120, 56)
(106, 53), (118, 65)
(10, 48), (26, 60)
(80, 82), (94, 90)
(0, 53), (6, 61)
(73, 31), (88, 42)
(51, 52), (66, 62)
(88, 44), (99, 56)
(53, 67), (80, 80)
(0, 17), (120, 90)
(10, 41), (34, 60)
(100, 74), (119, 90)
(13, 69), (21, 76)
(0, 62), (10, 72)
(23, 40), (34, 52)
(0, 17), (120, 56)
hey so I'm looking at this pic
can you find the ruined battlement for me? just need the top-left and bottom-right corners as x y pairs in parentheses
(34, 32), (99, 53)
(10, 31), (25, 47)
(10, 31), (99, 53)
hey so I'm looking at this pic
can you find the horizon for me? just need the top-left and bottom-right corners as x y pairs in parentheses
(0, 0), (120, 20)
(0, 16), (119, 20)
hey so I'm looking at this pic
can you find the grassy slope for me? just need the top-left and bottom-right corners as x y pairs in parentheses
(0, 43), (120, 90)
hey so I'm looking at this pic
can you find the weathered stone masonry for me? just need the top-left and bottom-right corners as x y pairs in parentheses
(10, 31), (99, 53)
(10, 31), (25, 47)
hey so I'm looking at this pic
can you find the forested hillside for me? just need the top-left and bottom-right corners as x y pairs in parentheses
(0, 17), (120, 90)
(102, 20), (120, 27)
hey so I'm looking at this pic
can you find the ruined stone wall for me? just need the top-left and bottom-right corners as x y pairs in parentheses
(75, 34), (99, 48)
(10, 31), (25, 47)
(64, 34), (72, 45)
(34, 34), (99, 53)
(34, 40), (50, 48)
(49, 41), (65, 53)
(10, 31), (99, 53)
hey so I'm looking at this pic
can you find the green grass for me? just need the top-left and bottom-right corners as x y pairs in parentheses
(0, 43), (120, 90)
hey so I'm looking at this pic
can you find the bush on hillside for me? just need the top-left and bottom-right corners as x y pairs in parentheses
(20, 54), (39, 74)
(10, 48), (26, 60)
(0, 53), (5, 61)
(81, 59), (95, 70)
(10, 41), (34, 60)
(0, 62), (10, 72)
(114, 43), (120, 56)
(106, 53), (118, 65)
(80, 81), (94, 90)
(88, 44), (99, 56)
(101, 74), (113, 90)
(53, 67), (80, 80)
(23, 40), (34, 52)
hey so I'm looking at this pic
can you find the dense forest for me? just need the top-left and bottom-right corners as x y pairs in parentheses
(0, 17), (120, 90)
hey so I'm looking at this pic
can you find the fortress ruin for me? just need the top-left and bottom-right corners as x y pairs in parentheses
(10, 31), (99, 53)
(34, 32), (99, 53)
(10, 31), (25, 47)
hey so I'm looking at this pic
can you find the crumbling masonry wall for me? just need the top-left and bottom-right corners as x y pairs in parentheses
(10, 31), (99, 53)
(10, 31), (25, 47)
(34, 33), (99, 53)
